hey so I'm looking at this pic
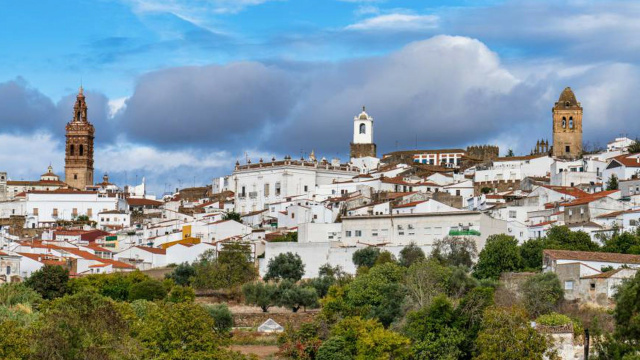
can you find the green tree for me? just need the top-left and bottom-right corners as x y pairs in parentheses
(399, 242), (426, 267)
(165, 262), (196, 286)
(25, 265), (70, 300)
(167, 285), (195, 303)
(329, 316), (410, 360)
(128, 279), (168, 301)
(272, 232), (299, 242)
(316, 336), (352, 360)
(242, 282), (278, 312)
(0, 283), (42, 306)
(454, 286), (495, 359)
(628, 138), (640, 154)
(404, 259), (452, 310)
(204, 303), (234, 334)
(519, 238), (548, 271)
(193, 242), (258, 290)
(264, 252), (305, 282)
(345, 262), (406, 327)
(278, 322), (323, 360)
(222, 211), (242, 223)
(431, 236), (478, 268)
(352, 247), (381, 268)
(506, 149), (515, 157)
(521, 272), (564, 317)
(373, 250), (397, 266)
(607, 174), (619, 191)
(404, 295), (465, 360)
(277, 281), (318, 312)
(546, 226), (600, 252)
(473, 235), (522, 280)
(475, 306), (551, 360)
(603, 231), (640, 254)
(32, 291), (140, 360)
(69, 271), (151, 301)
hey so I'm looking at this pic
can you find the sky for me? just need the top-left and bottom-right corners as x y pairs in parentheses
(1, 0), (640, 196)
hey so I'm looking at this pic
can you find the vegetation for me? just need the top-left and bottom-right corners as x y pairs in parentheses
(431, 236), (478, 268)
(222, 211), (243, 223)
(628, 138), (640, 154)
(398, 242), (426, 267)
(473, 234), (522, 280)
(204, 303), (234, 334)
(242, 282), (278, 312)
(24, 265), (70, 300)
(520, 272), (564, 317)
(165, 262), (196, 286)
(351, 247), (381, 269)
(192, 243), (258, 291)
(271, 232), (299, 242)
(607, 174), (619, 191)
(264, 252), (305, 282)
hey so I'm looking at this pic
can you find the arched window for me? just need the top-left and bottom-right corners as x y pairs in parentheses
(359, 123), (366, 134)
(562, 117), (566, 128)
(569, 117), (574, 129)
(70, 144), (74, 155)
(79, 144), (84, 156)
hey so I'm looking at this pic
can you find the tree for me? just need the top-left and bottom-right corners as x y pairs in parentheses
(545, 226), (600, 252)
(0, 283), (41, 306)
(165, 262), (196, 286)
(0, 319), (31, 360)
(473, 235), (522, 280)
(607, 174), (619, 191)
(32, 291), (140, 359)
(242, 282), (278, 312)
(520, 272), (564, 318)
(431, 236), (478, 268)
(404, 259), (452, 310)
(603, 231), (640, 254)
(128, 279), (168, 301)
(204, 304), (234, 334)
(222, 211), (242, 223)
(404, 295), (465, 360)
(328, 317), (410, 359)
(373, 250), (397, 266)
(277, 281), (318, 313)
(519, 238), (548, 271)
(345, 262), (406, 327)
(271, 232), (298, 242)
(278, 322), (323, 359)
(454, 286), (495, 359)
(264, 252), (305, 282)
(25, 265), (70, 300)
(352, 247), (381, 268)
(399, 242), (426, 267)
(192, 242), (258, 290)
(628, 138), (640, 154)
(316, 337), (352, 360)
(506, 149), (515, 157)
(475, 306), (552, 360)
(69, 271), (150, 301)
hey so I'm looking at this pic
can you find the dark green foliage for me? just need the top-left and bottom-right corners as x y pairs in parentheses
(165, 262), (196, 286)
(0, 283), (42, 306)
(607, 174), (619, 191)
(519, 238), (547, 271)
(404, 295), (465, 360)
(399, 242), (426, 267)
(431, 236), (478, 268)
(264, 252), (305, 282)
(0, 318), (31, 360)
(352, 247), (381, 268)
(69, 271), (150, 301)
(373, 250), (397, 266)
(521, 272), (564, 317)
(204, 303), (234, 334)
(480, 187), (492, 194)
(628, 138), (640, 154)
(277, 280), (318, 312)
(128, 279), (168, 301)
(316, 336), (351, 360)
(473, 235), (522, 280)
(242, 282), (278, 312)
(278, 322), (323, 359)
(545, 226), (600, 252)
(447, 266), (479, 299)
(222, 211), (242, 222)
(454, 286), (495, 359)
(24, 265), (70, 300)
(603, 231), (640, 254)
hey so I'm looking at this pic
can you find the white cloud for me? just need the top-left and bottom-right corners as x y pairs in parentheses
(108, 97), (128, 119)
(0, 133), (64, 181)
(346, 13), (439, 31)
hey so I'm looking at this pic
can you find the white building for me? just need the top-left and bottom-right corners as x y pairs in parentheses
(603, 154), (640, 181)
(474, 154), (552, 183)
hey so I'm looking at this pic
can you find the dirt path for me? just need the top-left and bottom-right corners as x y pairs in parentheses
(231, 345), (280, 359)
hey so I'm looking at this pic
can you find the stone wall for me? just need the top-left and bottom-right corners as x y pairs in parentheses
(233, 310), (318, 328)
(474, 179), (521, 195)
(350, 143), (376, 159)
(466, 145), (499, 161)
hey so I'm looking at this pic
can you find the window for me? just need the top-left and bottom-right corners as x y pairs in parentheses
(424, 227), (432, 235)
(355, 230), (362, 237)
(456, 190), (461, 196)
(6, 266), (10, 275)
(241, 186), (246, 197)
(304, 185), (308, 192)
(509, 210), (517, 219)
(33, 208), (38, 216)
(52, 208), (58, 217)
(590, 283), (596, 291)
(345, 231), (352, 237)
(569, 117), (574, 129)
(79, 144), (84, 156)
(359, 123), (366, 134)
(291, 213), (295, 219)
(564, 280), (574, 290)
(275, 182), (281, 196)
(74, 174), (78, 180)
(70, 144), (74, 155)
(372, 229), (378, 236)
(562, 117), (566, 128)
(434, 227), (442, 235)
(72, 208), (78, 217)
(565, 146), (571, 153)
(264, 183), (270, 196)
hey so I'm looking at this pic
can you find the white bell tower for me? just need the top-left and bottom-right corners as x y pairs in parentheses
(353, 106), (373, 144)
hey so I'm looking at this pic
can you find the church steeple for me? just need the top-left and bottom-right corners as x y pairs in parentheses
(73, 86), (88, 123)
(65, 85), (95, 190)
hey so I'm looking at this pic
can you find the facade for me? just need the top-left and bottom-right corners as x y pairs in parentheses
(65, 87), (95, 189)
(25, 191), (126, 227)
(552, 87), (583, 159)
(4, 166), (67, 200)
(0, 172), (6, 202)
(350, 107), (376, 158)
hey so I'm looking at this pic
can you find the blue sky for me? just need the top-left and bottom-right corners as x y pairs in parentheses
(1, 0), (640, 195)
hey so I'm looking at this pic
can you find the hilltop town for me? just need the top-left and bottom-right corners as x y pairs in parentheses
(1, 86), (640, 359)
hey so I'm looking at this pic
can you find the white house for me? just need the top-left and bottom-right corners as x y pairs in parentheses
(603, 154), (640, 181)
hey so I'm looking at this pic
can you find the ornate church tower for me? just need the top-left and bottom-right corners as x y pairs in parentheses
(552, 87), (583, 159)
(65, 86), (95, 189)
(350, 106), (377, 158)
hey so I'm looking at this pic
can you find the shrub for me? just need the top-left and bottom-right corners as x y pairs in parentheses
(24, 265), (70, 300)
(0, 283), (42, 306)
(165, 262), (196, 286)
(128, 279), (168, 301)
(521, 272), (564, 317)
(536, 312), (572, 326)
(167, 285), (195, 303)
(399, 242), (426, 267)
(204, 303), (234, 334)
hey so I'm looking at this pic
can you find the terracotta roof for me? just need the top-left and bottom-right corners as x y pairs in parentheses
(560, 190), (619, 206)
(29, 189), (97, 194)
(381, 177), (414, 186)
(541, 185), (589, 199)
(135, 246), (166, 255)
(596, 210), (627, 219)
(529, 220), (557, 227)
(395, 200), (427, 209)
(7, 180), (66, 186)
(610, 154), (640, 168)
(544, 249), (640, 264)
(582, 268), (627, 279)
(127, 198), (163, 207)
(17, 252), (67, 266)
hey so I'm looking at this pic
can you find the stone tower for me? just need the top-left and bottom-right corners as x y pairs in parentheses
(350, 106), (377, 158)
(552, 87), (583, 159)
(65, 86), (95, 189)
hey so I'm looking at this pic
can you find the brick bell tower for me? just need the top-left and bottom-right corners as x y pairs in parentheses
(65, 86), (95, 189)
(552, 87), (583, 159)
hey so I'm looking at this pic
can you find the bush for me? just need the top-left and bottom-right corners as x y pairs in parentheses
(536, 312), (572, 326)
(431, 237), (478, 268)
(277, 281), (318, 313)
(399, 242), (426, 267)
(264, 252), (305, 282)
(128, 279), (168, 301)
(242, 282), (278, 312)
(0, 283), (41, 307)
(167, 285), (195, 303)
(473, 235), (522, 280)
(204, 303), (234, 334)
(69, 271), (150, 301)
(165, 262), (196, 286)
(316, 336), (351, 360)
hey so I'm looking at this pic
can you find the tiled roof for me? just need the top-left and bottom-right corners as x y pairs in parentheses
(529, 220), (557, 227)
(544, 249), (640, 264)
(611, 154), (640, 168)
(135, 246), (166, 255)
(394, 200), (427, 208)
(581, 268), (625, 279)
(126, 198), (163, 206)
(560, 190), (620, 206)
(541, 185), (589, 199)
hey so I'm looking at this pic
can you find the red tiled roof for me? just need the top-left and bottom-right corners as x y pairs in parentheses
(581, 268), (627, 279)
(127, 198), (163, 207)
(560, 190), (620, 206)
(611, 154), (640, 168)
(529, 220), (557, 227)
(395, 200), (427, 209)
(17, 252), (67, 266)
(541, 185), (589, 199)
(544, 249), (640, 264)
